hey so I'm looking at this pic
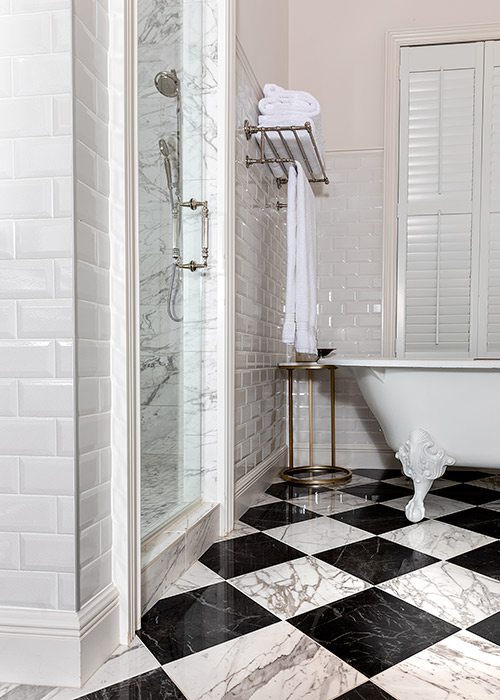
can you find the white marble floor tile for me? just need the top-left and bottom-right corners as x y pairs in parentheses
(253, 493), (283, 507)
(469, 475), (500, 492)
(217, 519), (259, 541)
(373, 630), (500, 700)
(381, 519), (495, 560)
(289, 490), (374, 516)
(164, 621), (367, 700)
(228, 555), (370, 620)
(266, 516), (372, 554)
(384, 493), (473, 519)
(482, 499), (500, 512)
(0, 685), (54, 700)
(384, 477), (459, 491)
(158, 561), (224, 599)
(378, 561), (500, 628)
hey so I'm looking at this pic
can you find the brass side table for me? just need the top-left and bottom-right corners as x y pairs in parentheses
(279, 362), (352, 486)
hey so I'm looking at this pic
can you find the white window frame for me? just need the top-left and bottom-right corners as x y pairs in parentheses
(382, 23), (500, 357)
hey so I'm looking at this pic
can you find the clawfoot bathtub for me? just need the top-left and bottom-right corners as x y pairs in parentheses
(319, 357), (500, 522)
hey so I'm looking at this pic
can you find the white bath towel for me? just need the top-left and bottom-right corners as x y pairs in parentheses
(282, 163), (318, 354)
(257, 113), (326, 179)
(259, 84), (320, 116)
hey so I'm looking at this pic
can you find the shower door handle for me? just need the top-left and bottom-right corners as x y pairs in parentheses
(175, 198), (209, 272)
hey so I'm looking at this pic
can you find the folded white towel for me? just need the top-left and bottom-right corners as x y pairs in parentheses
(282, 163), (318, 354)
(257, 113), (326, 178)
(261, 84), (320, 115)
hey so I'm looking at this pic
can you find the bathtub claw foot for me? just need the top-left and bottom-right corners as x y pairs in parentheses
(396, 428), (455, 522)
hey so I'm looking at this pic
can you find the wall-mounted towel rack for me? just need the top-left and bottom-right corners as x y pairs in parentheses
(244, 119), (329, 188)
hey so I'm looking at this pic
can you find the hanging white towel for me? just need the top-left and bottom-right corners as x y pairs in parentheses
(282, 163), (318, 354)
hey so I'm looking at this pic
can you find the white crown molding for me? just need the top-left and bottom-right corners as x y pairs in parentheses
(0, 585), (119, 687)
(382, 22), (500, 356)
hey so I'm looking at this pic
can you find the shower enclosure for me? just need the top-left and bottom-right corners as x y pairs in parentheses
(138, 0), (206, 539)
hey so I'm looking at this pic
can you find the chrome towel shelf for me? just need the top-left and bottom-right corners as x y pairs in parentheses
(244, 119), (329, 188)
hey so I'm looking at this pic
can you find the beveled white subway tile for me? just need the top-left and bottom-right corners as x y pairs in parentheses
(0, 180), (52, 219)
(0, 222), (14, 259)
(79, 482), (111, 529)
(79, 451), (99, 492)
(75, 58), (96, 112)
(0, 570), (58, 608)
(20, 533), (74, 573)
(0, 494), (57, 532)
(19, 379), (73, 417)
(0, 259), (53, 299)
(76, 221), (97, 264)
(0, 533), (20, 570)
(75, 101), (108, 160)
(53, 95), (72, 136)
(0, 97), (52, 138)
(13, 136), (72, 178)
(0, 13), (51, 57)
(0, 418), (56, 456)
(78, 377), (100, 415)
(100, 515), (112, 552)
(0, 141), (13, 179)
(56, 418), (74, 456)
(74, 0), (97, 35)
(15, 218), (72, 258)
(0, 340), (54, 378)
(96, 0), (109, 47)
(77, 339), (110, 377)
(54, 258), (73, 298)
(79, 551), (111, 606)
(51, 9), (71, 52)
(17, 299), (73, 338)
(57, 495), (74, 534)
(57, 572), (75, 610)
(76, 140), (98, 188)
(20, 456), (73, 496)
(75, 180), (109, 232)
(0, 301), (15, 339)
(0, 379), (17, 417)
(53, 176), (73, 217)
(99, 377), (111, 412)
(79, 413), (110, 453)
(12, 0), (70, 12)
(13, 53), (71, 96)
(80, 522), (100, 568)
(100, 446), (111, 481)
(0, 57), (11, 97)
(55, 339), (73, 377)
(0, 456), (19, 494)
(74, 15), (108, 86)
(77, 261), (109, 304)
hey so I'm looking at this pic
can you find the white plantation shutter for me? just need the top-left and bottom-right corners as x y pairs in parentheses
(397, 43), (483, 357)
(478, 41), (500, 355)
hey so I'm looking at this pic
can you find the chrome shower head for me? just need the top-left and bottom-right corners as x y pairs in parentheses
(154, 69), (180, 98)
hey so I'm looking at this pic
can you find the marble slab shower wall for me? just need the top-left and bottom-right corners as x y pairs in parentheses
(234, 43), (288, 484)
(293, 150), (395, 469)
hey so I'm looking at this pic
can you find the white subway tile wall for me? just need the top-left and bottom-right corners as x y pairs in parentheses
(234, 48), (287, 483)
(293, 151), (388, 461)
(73, 0), (112, 607)
(0, 1), (76, 610)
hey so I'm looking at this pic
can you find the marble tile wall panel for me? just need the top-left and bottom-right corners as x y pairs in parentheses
(234, 46), (288, 483)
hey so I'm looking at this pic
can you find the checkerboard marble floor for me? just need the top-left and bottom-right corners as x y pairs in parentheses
(3, 468), (500, 699)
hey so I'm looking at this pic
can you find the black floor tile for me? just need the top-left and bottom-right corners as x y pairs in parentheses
(339, 481), (412, 503)
(330, 504), (416, 535)
(239, 500), (321, 530)
(448, 540), (500, 581)
(265, 481), (331, 500)
(315, 537), (438, 584)
(138, 581), (278, 665)
(289, 587), (458, 677)
(199, 531), (304, 578)
(432, 484), (500, 506)
(437, 507), (500, 539)
(468, 611), (500, 646)
(80, 669), (185, 699)
(442, 470), (493, 482)
(351, 469), (402, 481)
(335, 682), (398, 700)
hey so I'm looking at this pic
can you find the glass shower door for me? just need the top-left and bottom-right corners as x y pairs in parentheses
(138, 0), (205, 539)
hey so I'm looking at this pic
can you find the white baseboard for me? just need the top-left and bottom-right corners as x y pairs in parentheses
(235, 445), (288, 520)
(294, 443), (400, 471)
(0, 585), (120, 687)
